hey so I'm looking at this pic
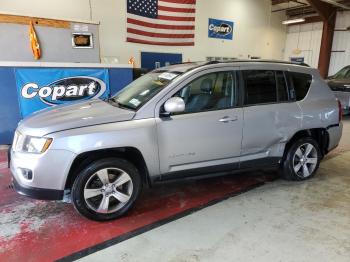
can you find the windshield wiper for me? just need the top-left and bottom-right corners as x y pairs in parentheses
(106, 98), (135, 111)
(117, 103), (135, 111)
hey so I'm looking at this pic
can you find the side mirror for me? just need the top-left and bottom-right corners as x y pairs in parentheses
(163, 97), (185, 115)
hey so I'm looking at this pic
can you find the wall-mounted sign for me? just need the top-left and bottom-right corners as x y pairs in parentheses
(290, 57), (305, 63)
(72, 33), (93, 48)
(208, 18), (234, 40)
(15, 68), (110, 117)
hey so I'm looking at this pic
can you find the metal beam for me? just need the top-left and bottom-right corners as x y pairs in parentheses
(285, 6), (317, 16)
(307, 0), (335, 20)
(320, 0), (350, 10)
(272, 0), (308, 5)
(307, 0), (337, 77)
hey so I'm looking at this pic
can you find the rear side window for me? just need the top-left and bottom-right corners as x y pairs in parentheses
(243, 70), (277, 105)
(276, 71), (289, 102)
(290, 72), (312, 101)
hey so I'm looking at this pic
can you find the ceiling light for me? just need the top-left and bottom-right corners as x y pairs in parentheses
(282, 18), (305, 25)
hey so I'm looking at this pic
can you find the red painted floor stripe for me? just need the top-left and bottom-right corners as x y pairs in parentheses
(0, 151), (276, 262)
(0, 150), (7, 163)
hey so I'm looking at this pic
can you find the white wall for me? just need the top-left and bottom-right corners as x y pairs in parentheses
(284, 11), (350, 75)
(284, 22), (323, 68)
(0, 0), (287, 64)
(329, 11), (350, 75)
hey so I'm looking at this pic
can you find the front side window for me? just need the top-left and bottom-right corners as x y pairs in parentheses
(173, 71), (237, 114)
(243, 70), (277, 105)
(290, 72), (312, 101)
(110, 70), (182, 110)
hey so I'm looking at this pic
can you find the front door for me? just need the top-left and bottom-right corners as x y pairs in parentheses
(156, 70), (243, 177)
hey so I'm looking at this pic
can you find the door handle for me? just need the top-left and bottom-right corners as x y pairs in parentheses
(219, 116), (238, 123)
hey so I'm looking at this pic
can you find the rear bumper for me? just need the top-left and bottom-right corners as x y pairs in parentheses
(12, 174), (64, 200)
(327, 123), (343, 152)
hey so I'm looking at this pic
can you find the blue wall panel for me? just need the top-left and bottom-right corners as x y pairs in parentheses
(141, 52), (182, 71)
(108, 68), (133, 96)
(0, 68), (21, 144)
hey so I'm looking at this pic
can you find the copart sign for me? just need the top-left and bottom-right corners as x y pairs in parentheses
(15, 68), (110, 117)
(208, 18), (234, 40)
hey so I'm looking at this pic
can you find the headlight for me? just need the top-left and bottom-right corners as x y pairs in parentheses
(14, 133), (53, 154)
(23, 136), (53, 153)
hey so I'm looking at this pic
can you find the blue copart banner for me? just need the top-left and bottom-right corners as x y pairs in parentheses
(208, 18), (234, 40)
(15, 68), (110, 117)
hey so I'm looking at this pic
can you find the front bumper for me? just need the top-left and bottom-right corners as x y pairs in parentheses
(12, 175), (64, 200)
(10, 148), (76, 200)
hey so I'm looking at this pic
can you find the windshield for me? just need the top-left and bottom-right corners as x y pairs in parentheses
(109, 70), (182, 110)
(333, 66), (350, 80)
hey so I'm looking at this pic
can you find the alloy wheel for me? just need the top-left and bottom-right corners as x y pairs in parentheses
(292, 143), (318, 178)
(83, 168), (133, 214)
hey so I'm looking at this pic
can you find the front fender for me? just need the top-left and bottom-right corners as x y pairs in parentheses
(49, 118), (160, 177)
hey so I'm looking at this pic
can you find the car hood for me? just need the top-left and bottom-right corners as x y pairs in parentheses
(17, 99), (136, 137)
(327, 79), (350, 91)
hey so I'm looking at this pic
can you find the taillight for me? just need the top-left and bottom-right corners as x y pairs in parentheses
(338, 100), (343, 122)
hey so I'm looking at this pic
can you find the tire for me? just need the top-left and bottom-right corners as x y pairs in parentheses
(72, 158), (142, 221)
(281, 137), (321, 181)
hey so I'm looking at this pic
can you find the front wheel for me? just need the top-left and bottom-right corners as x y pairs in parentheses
(72, 158), (141, 221)
(281, 137), (321, 181)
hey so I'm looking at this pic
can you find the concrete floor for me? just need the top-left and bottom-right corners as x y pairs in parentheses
(81, 117), (350, 262)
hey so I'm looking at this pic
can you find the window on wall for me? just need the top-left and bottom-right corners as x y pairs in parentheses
(243, 70), (277, 105)
(290, 72), (312, 101)
(173, 71), (237, 114)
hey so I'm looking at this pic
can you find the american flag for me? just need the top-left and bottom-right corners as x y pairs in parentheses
(127, 0), (196, 46)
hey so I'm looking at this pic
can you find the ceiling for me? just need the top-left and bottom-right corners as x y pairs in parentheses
(271, 0), (350, 19)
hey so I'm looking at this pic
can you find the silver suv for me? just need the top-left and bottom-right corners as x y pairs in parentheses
(10, 61), (343, 221)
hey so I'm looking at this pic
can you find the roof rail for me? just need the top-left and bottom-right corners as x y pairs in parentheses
(204, 59), (310, 67)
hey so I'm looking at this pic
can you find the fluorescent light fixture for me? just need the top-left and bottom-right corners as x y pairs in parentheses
(282, 18), (305, 25)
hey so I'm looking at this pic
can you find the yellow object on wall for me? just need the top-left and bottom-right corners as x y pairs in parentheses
(29, 21), (41, 60)
(128, 56), (136, 68)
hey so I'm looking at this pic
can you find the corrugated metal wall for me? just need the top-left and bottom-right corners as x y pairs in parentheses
(329, 11), (350, 76)
(284, 11), (350, 76)
(284, 22), (323, 68)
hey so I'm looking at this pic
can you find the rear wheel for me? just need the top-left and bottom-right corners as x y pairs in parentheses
(281, 137), (321, 181)
(72, 158), (141, 221)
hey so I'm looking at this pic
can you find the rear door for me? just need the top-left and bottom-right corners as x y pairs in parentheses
(240, 69), (301, 167)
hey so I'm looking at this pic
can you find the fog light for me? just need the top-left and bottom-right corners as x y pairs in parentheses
(17, 168), (33, 180)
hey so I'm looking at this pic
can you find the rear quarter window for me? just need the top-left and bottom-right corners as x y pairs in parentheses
(290, 72), (312, 101)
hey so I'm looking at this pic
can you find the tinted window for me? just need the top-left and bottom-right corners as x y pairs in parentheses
(173, 71), (237, 114)
(243, 70), (277, 105)
(276, 71), (289, 102)
(290, 72), (312, 101)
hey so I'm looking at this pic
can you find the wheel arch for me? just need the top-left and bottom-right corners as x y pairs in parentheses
(65, 147), (151, 190)
(284, 128), (330, 160)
